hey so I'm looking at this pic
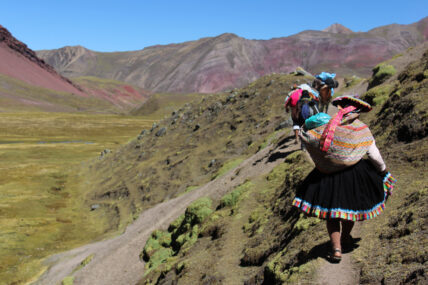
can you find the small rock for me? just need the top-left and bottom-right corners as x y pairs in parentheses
(241, 91), (250, 98)
(91, 204), (100, 211)
(155, 127), (166, 137)
(208, 159), (216, 167)
(266, 80), (275, 87)
(99, 149), (111, 159)
(150, 123), (158, 131)
(226, 94), (236, 103)
(137, 152), (145, 161)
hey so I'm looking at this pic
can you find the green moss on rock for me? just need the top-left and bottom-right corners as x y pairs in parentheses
(141, 197), (214, 276)
(369, 63), (396, 88)
(211, 158), (244, 180)
(295, 214), (321, 231)
(145, 247), (174, 271)
(168, 214), (185, 232)
(185, 197), (213, 224)
(62, 276), (74, 285)
(362, 83), (395, 106)
(219, 181), (254, 208)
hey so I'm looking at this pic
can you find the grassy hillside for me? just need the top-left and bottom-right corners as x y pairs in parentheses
(77, 73), (309, 241)
(0, 112), (155, 284)
(0, 73), (151, 114)
(74, 76), (150, 112)
(0, 74), (118, 113)
(136, 49), (427, 284)
(130, 92), (202, 118)
(355, 48), (428, 284)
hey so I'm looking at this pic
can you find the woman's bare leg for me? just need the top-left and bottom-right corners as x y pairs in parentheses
(326, 219), (341, 257)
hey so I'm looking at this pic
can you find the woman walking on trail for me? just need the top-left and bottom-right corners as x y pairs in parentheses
(285, 88), (304, 144)
(292, 95), (396, 262)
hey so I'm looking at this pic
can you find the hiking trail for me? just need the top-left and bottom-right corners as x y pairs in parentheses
(34, 102), (362, 285)
(315, 224), (361, 285)
(33, 130), (298, 285)
(314, 103), (361, 285)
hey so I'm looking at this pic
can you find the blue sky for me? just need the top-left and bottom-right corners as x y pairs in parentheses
(2, 0), (427, 52)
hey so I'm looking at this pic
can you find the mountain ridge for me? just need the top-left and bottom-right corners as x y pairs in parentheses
(37, 17), (428, 93)
(322, 23), (353, 34)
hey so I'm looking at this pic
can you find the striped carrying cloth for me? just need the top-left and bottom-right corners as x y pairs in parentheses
(300, 111), (375, 174)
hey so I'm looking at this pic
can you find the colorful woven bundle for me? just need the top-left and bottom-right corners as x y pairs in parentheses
(383, 172), (397, 196)
(320, 106), (356, 152)
(300, 114), (375, 173)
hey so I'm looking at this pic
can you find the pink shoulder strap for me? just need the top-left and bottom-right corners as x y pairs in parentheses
(319, 106), (356, 152)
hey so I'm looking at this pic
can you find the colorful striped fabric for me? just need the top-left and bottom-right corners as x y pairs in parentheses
(300, 113), (375, 173)
(383, 172), (397, 196)
(320, 106), (356, 152)
(292, 195), (387, 221)
(292, 173), (396, 221)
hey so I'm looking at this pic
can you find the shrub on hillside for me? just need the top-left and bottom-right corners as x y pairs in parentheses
(368, 63), (396, 89)
(141, 197), (214, 276)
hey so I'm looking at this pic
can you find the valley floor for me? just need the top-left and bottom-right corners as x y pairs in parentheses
(0, 112), (154, 284)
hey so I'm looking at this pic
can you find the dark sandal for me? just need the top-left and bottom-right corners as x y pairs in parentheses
(328, 248), (342, 263)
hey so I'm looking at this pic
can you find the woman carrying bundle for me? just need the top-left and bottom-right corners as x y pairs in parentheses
(292, 95), (396, 262)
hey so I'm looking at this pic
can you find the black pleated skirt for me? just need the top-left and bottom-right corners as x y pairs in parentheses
(292, 159), (387, 221)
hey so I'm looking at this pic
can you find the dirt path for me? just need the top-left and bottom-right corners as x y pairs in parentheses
(315, 223), (361, 285)
(33, 130), (298, 285)
(313, 103), (361, 285)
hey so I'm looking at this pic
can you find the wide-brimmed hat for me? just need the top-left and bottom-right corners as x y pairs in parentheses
(332, 95), (372, 112)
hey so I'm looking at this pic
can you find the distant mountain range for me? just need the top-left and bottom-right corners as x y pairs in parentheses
(37, 17), (428, 93)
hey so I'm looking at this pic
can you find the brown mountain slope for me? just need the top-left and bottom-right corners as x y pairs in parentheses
(0, 26), (148, 113)
(38, 17), (428, 93)
(0, 25), (84, 96)
(323, 23), (353, 34)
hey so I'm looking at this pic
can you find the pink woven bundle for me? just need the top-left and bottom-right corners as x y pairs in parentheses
(320, 106), (356, 152)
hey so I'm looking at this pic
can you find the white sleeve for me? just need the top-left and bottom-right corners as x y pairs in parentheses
(367, 142), (386, 172)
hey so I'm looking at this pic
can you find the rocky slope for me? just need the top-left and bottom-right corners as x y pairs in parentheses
(38, 17), (428, 93)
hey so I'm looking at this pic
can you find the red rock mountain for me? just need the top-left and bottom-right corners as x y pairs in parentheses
(38, 17), (428, 93)
(0, 25), (149, 112)
(0, 25), (85, 96)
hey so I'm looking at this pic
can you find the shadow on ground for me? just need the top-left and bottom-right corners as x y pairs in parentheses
(295, 238), (361, 266)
